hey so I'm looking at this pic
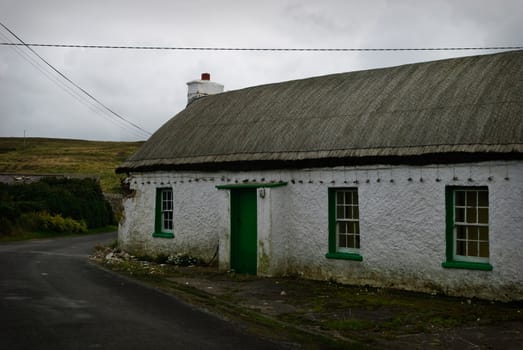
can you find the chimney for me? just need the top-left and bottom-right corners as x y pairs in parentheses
(186, 73), (224, 105)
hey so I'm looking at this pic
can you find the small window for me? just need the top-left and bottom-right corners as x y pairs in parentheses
(326, 188), (363, 261)
(443, 187), (492, 270)
(336, 189), (360, 252)
(160, 189), (173, 232)
(153, 188), (174, 238)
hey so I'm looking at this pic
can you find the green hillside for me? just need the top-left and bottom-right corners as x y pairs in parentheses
(0, 137), (143, 193)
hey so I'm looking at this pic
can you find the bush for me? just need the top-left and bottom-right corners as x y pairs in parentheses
(39, 177), (114, 228)
(167, 253), (199, 267)
(20, 211), (87, 233)
(0, 217), (16, 236)
(0, 177), (114, 232)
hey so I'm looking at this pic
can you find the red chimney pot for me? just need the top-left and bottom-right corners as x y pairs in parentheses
(201, 73), (211, 81)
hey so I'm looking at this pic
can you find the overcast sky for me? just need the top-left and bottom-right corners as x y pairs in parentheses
(1, 0), (522, 141)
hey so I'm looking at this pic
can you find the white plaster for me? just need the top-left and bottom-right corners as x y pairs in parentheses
(218, 190), (230, 271)
(257, 187), (271, 275)
(186, 78), (224, 105)
(118, 161), (523, 300)
(119, 173), (228, 261)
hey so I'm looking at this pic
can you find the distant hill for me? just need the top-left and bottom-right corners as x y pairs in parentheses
(0, 137), (143, 193)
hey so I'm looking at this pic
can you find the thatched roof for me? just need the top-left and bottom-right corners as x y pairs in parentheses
(117, 50), (523, 173)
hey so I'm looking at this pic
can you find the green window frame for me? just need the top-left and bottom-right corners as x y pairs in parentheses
(152, 188), (174, 238)
(442, 186), (492, 271)
(326, 188), (363, 261)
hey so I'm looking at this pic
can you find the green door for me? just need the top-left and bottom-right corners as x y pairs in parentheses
(230, 189), (257, 274)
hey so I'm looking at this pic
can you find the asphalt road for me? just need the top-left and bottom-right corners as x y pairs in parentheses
(0, 233), (285, 350)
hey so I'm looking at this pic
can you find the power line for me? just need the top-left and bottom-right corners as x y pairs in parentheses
(1, 42), (522, 51)
(0, 22), (152, 138)
(0, 31), (147, 139)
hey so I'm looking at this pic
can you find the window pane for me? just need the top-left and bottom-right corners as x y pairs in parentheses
(479, 226), (489, 241)
(337, 222), (346, 234)
(479, 242), (489, 257)
(468, 226), (478, 241)
(456, 240), (467, 255)
(466, 207), (477, 223)
(337, 206), (344, 219)
(354, 222), (360, 234)
(355, 235), (360, 249)
(348, 222), (354, 234)
(337, 192), (344, 205)
(466, 191), (477, 206)
(478, 191), (488, 207)
(338, 234), (347, 248)
(468, 241), (478, 257)
(353, 205), (359, 220)
(478, 208), (488, 224)
(455, 191), (465, 206)
(456, 225), (466, 239)
(346, 192), (354, 205)
(345, 206), (352, 219)
(455, 208), (465, 222)
(353, 191), (358, 204)
(348, 235), (355, 248)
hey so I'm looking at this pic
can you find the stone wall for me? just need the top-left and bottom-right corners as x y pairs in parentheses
(277, 161), (522, 301)
(103, 193), (123, 220)
(118, 161), (522, 300)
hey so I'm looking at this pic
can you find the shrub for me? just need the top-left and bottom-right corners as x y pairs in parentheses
(0, 177), (114, 231)
(20, 211), (87, 233)
(39, 177), (114, 228)
(154, 253), (170, 264)
(167, 253), (199, 266)
(0, 217), (16, 236)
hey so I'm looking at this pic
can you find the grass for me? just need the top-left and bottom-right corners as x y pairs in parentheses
(326, 319), (376, 331)
(0, 225), (118, 243)
(92, 251), (523, 349)
(0, 137), (143, 193)
(276, 278), (522, 341)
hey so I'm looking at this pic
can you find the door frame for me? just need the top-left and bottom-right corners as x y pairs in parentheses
(216, 182), (288, 275)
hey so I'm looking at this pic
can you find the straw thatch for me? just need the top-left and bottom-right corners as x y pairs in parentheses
(117, 50), (523, 173)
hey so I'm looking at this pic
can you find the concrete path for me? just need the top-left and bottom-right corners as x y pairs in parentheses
(0, 233), (285, 350)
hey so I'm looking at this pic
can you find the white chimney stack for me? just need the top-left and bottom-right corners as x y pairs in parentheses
(186, 73), (224, 105)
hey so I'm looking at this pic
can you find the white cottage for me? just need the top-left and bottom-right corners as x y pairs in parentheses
(117, 51), (523, 301)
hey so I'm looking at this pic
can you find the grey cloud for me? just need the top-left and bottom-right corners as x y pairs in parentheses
(0, 0), (521, 141)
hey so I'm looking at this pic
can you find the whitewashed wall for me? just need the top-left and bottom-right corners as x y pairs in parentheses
(119, 174), (229, 261)
(119, 161), (523, 300)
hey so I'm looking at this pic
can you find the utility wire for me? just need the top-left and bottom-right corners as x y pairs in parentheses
(0, 31), (147, 139)
(0, 22), (152, 138)
(1, 43), (522, 51)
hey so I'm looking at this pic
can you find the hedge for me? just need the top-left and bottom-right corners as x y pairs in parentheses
(0, 177), (114, 235)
